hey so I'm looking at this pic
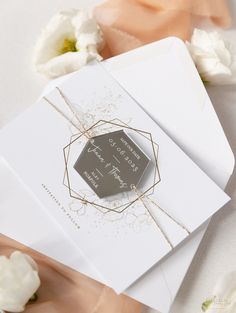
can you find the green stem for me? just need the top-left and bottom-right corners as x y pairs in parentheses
(29, 293), (38, 303)
(202, 298), (213, 312)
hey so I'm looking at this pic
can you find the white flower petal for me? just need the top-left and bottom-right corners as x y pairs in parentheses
(212, 272), (236, 299)
(33, 9), (104, 78)
(71, 10), (89, 32)
(0, 251), (40, 313)
(191, 29), (212, 49)
(33, 9), (80, 65)
(37, 51), (89, 78)
(187, 28), (236, 85)
(76, 20), (103, 48)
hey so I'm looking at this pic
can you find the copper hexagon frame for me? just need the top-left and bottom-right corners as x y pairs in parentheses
(63, 119), (161, 214)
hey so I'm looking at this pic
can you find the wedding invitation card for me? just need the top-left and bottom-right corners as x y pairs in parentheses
(0, 62), (230, 293)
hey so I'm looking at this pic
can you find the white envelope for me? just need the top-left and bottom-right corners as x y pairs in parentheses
(0, 62), (230, 293)
(0, 38), (234, 312)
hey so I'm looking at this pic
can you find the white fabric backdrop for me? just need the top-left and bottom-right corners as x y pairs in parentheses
(0, 1), (236, 313)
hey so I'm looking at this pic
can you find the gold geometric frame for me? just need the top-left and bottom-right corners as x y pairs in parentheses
(63, 119), (161, 214)
(43, 89), (190, 248)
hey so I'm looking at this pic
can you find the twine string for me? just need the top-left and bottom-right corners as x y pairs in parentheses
(56, 87), (92, 139)
(146, 196), (191, 234)
(132, 186), (174, 249)
(44, 87), (191, 249)
(43, 87), (91, 139)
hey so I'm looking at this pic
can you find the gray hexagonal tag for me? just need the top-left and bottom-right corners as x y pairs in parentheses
(74, 130), (150, 198)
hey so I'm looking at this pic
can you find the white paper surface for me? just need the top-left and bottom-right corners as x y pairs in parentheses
(0, 61), (230, 294)
(0, 38), (234, 312)
(103, 38), (234, 311)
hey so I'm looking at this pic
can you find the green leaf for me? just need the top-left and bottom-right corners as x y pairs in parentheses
(28, 293), (38, 303)
(202, 298), (213, 312)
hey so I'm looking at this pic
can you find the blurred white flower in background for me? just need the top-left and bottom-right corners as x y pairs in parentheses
(202, 271), (236, 313)
(187, 28), (236, 85)
(33, 9), (104, 78)
(0, 251), (40, 313)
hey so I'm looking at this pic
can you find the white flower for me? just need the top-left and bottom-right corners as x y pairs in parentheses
(0, 251), (40, 313)
(202, 271), (236, 313)
(33, 9), (104, 78)
(187, 29), (236, 85)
